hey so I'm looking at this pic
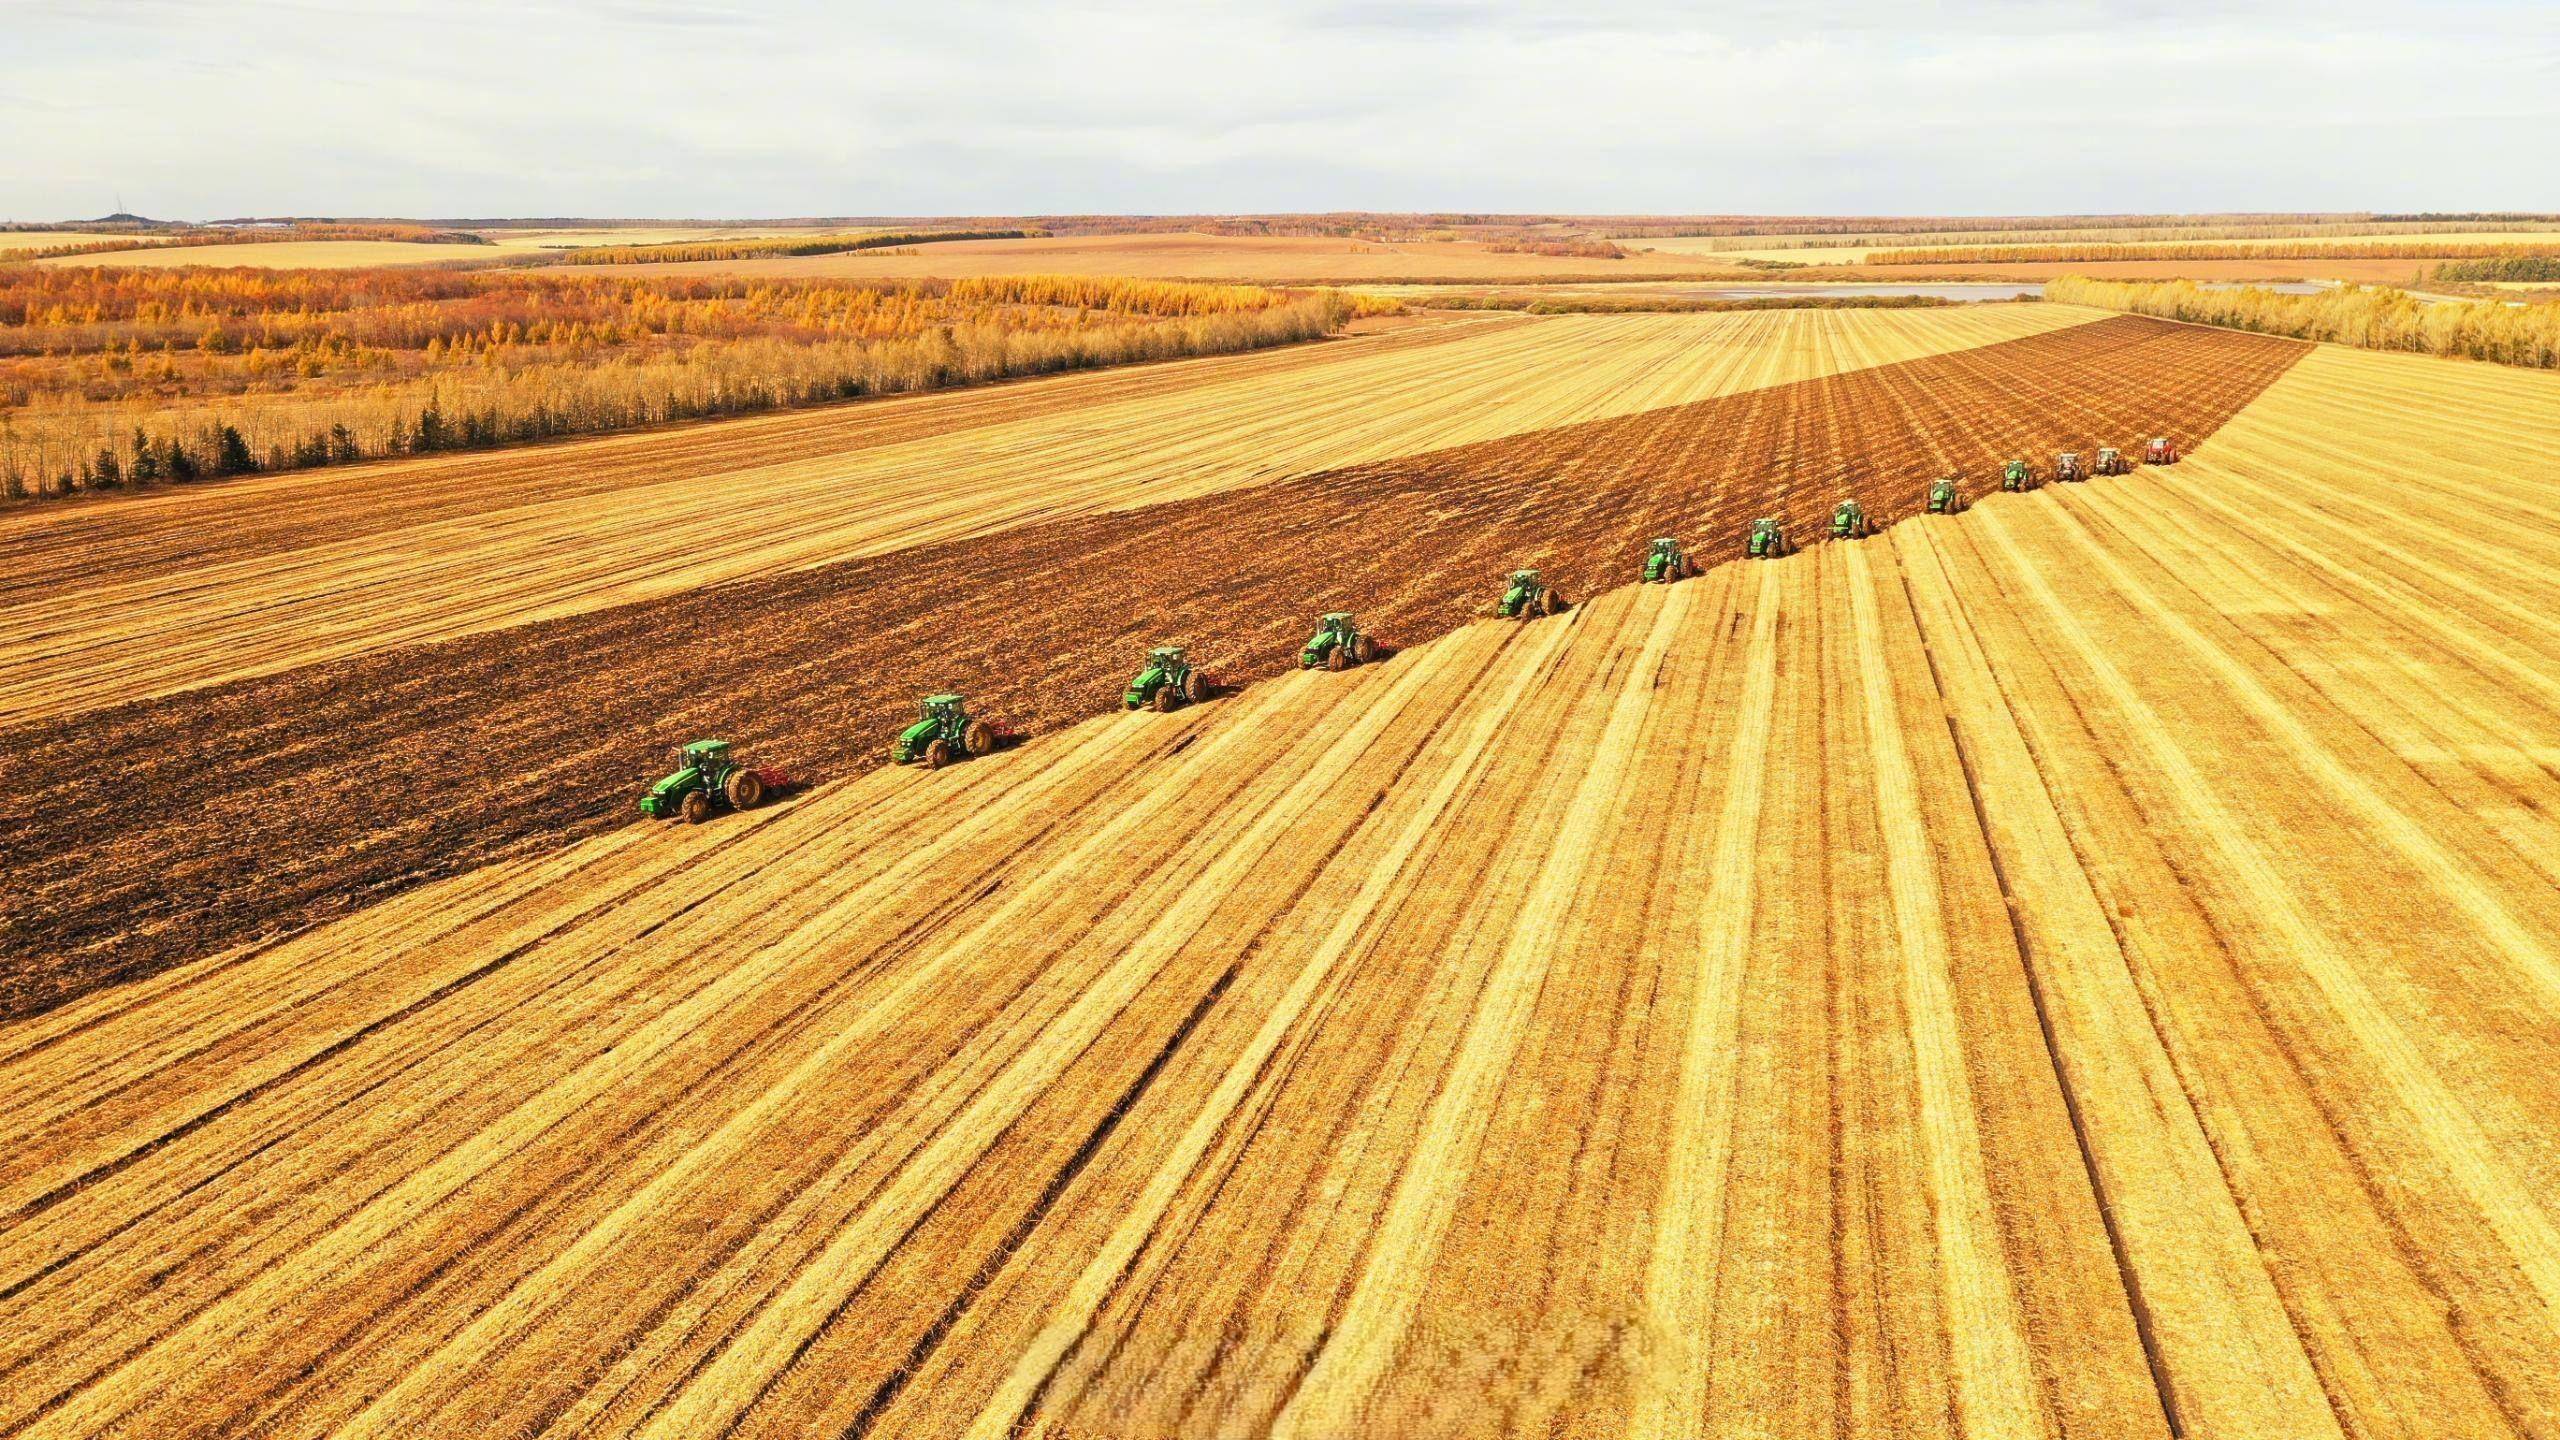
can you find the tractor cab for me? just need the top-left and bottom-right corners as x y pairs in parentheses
(2002, 459), (2031, 492)
(1832, 499), (1869, 538)
(677, 738), (730, 771)
(895, 694), (966, 755)
(1926, 477), (1959, 514)
(1302, 612), (1374, 671)
(2055, 451), (2085, 483)
(1125, 645), (1209, 711)
(1643, 537), (1689, 583)
(1747, 517), (1786, 559)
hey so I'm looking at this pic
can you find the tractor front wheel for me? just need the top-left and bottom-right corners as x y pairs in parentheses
(963, 719), (997, 756)
(679, 789), (714, 825)
(726, 769), (765, 810)
(925, 739), (954, 770)
(1327, 644), (1349, 672)
(1151, 683), (1179, 713)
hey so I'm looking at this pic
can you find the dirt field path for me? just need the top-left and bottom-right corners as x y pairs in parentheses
(5, 339), (2552, 1436)
(0, 304), (2087, 726)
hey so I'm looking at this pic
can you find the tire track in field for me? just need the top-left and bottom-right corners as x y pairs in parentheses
(0, 315), (2305, 1019)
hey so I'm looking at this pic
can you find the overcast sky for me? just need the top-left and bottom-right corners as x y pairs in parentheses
(5, 0), (2556, 220)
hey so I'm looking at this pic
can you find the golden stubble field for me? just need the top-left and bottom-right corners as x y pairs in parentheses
(2, 333), (2555, 1437)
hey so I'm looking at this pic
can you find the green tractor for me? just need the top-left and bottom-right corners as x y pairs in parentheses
(1925, 477), (1961, 514)
(2094, 445), (2131, 476)
(1831, 499), (1875, 540)
(891, 692), (1007, 769)
(1301, 612), (1380, 672)
(639, 739), (788, 825)
(1643, 537), (1698, 583)
(2001, 459), (2032, 492)
(1498, 568), (1567, 619)
(1125, 645), (1215, 712)
(1746, 517), (1790, 559)
(2054, 451), (2087, 483)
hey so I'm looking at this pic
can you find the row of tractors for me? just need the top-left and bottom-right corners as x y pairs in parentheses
(639, 437), (2178, 822)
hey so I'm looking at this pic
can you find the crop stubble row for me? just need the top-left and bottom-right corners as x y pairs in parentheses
(4, 340), (2556, 1434)
(0, 315), (2302, 1018)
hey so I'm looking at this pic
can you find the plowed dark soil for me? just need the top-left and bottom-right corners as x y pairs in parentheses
(0, 316), (2306, 1016)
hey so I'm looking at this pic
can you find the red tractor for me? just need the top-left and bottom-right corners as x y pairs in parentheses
(2145, 436), (2181, 466)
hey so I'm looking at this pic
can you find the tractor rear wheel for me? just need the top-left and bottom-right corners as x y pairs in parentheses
(963, 719), (996, 756)
(726, 769), (765, 810)
(679, 789), (714, 825)
(1540, 588), (1565, 616)
(1352, 635), (1377, 665)
(925, 739), (954, 770)
(1182, 669), (1211, 704)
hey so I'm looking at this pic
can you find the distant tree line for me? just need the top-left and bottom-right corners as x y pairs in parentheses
(0, 274), (1355, 502)
(2430, 256), (2560, 283)
(2045, 275), (2560, 369)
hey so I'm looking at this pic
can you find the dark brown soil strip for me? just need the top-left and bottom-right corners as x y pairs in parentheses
(0, 316), (2308, 1019)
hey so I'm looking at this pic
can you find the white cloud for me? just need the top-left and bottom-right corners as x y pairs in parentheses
(0, 0), (2553, 218)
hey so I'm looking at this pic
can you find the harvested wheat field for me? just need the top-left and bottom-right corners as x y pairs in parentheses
(0, 304), (2088, 727)
(2, 332), (2556, 1438)
(1, 309), (2293, 1015)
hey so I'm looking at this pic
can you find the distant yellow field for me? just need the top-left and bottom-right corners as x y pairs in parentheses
(35, 240), (502, 269)
(1639, 228), (2560, 267)
(632, 231), (1754, 283)
(0, 231), (142, 254)
(469, 226), (866, 252)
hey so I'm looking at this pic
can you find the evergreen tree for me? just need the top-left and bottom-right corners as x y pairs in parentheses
(214, 425), (255, 475)
(129, 427), (162, 485)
